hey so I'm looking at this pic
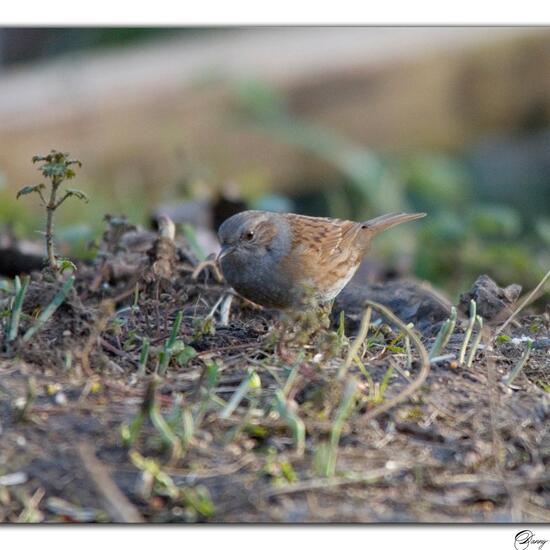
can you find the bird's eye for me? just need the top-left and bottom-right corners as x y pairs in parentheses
(244, 230), (254, 241)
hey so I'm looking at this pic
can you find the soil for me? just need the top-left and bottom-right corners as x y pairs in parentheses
(0, 219), (548, 523)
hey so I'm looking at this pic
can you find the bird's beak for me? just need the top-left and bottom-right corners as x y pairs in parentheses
(216, 244), (235, 262)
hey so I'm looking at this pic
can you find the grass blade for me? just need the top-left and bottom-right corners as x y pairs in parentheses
(359, 301), (430, 424)
(8, 275), (30, 342)
(339, 306), (371, 379)
(137, 338), (150, 377)
(504, 343), (531, 386)
(326, 378), (358, 476)
(274, 389), (306, 456)
(458, 300), (476, 366)
(22, 276), (75, 343)
(132, 377), (182, 460)
(465, 315), (484, 368)
(220, 370), (255, 419)
(429, 306), (456, 359)
(158, 310), (183, 376)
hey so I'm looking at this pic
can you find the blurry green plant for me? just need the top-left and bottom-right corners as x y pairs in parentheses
(403, 154), (548, 294)
(16, 151), (88, 274)
(235, 80), (406, 218)
(1, 273), (74, 349)
(235, 81), (549, 297)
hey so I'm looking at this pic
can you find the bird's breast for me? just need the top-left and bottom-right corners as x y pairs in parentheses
(219, 249), (296, 309)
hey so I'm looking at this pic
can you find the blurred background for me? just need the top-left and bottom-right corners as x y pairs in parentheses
(0, 27), (549, 299)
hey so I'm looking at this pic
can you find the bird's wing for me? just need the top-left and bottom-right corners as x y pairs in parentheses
(283, 214), (363, 280)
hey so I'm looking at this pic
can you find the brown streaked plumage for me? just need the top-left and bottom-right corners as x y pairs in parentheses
(217, 210), (426, 309)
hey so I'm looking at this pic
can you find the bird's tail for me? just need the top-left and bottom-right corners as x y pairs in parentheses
(361, 212), (427, 235)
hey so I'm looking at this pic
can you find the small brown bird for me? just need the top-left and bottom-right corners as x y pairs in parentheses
(217, 210), (426, 309)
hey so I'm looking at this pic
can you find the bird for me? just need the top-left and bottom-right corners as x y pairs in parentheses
(217, 210), (426, 310)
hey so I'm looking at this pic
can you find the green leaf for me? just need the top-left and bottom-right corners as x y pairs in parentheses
(16, 186), (35, 198)
(16, 184), (45, 199)
(176, 345), (197, 367)
(220, 370), (255, 419)
(280, 461), (298, 483)
(8, 275), (30, 342)
(158, 311), (183, 375)
(58, 258), (77, 274)
(274, 390), (305, 456)
(65, 189), (89, 202)
(387, 344), (405, 354)
(42, 163), (66, 178)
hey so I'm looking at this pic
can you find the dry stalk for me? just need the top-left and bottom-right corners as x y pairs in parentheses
(78, 442), (144, 523)
(496, 267), (550, 336)
(338, 305), (371, 379)
(357, 300), (430, 425)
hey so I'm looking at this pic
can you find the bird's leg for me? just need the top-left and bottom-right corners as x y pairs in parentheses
(316, 300), (334, 330)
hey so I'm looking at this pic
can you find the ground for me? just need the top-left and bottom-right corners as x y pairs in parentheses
(0, 218), (548, 523)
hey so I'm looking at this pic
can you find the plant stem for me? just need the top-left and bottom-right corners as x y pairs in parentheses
(339, 306), (371, 379)
(496, 268), (550, 336)
(504, 344), (531, 386)
(45, 177), (61, 272)
(459, 300), (477, 366)
(8, 275), (30, 342)
(326, 378), (357, 476)
(465, 316), (484, 368)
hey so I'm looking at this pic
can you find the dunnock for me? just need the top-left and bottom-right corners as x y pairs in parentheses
(217, 210), (426, 309)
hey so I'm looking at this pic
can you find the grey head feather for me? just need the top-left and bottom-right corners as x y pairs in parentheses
(217, 210), (296, 308)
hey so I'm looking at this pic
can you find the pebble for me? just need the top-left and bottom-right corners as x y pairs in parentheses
(0, 472), (28, 486)
(54, 392), (68, 406)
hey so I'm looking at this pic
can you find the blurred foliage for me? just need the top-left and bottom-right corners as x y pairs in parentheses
(235, 81), (549, 297)
(0, 73), (548, 298)
(234, 80), (406, 217)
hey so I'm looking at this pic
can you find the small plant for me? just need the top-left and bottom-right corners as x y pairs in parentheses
(504, 341), (533, 386)
(465, 315), (484, 368)
(17, 150), (88, 274)
(314, 378), (358, 477)
(129, 450), (215, 520)
(274, 390), (306, 456)
(121, 377), (182, 463)
(158, 310), (183, 376)
(339, 305), (372, 379)
(326, 378), (357, 476)
(219, 369), (261, 419)
(21, 275), (75, 343)
(7, 275), (30, 342)
(459, 300), (477, 366)
(14, 376), (37, 422)
(429, 306), (457, 359)
(137, 338), (151, 377)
